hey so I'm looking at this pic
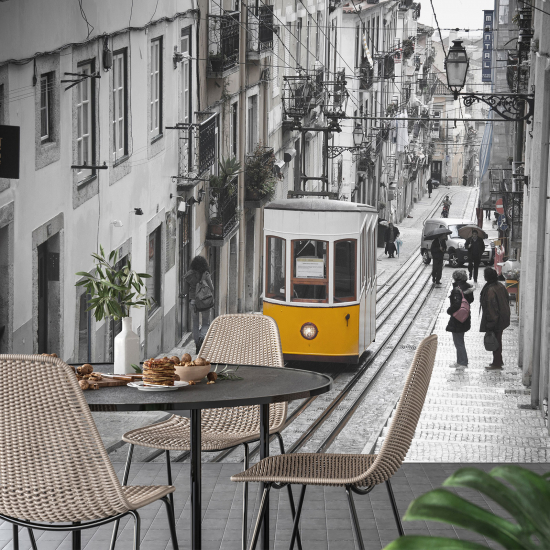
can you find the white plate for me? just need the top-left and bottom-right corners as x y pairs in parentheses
(128, 381), (189, 391)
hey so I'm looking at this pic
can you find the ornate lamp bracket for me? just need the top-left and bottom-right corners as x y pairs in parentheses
(459, 93), (535, 123)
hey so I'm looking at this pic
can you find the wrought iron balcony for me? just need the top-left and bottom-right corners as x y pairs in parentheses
(198, 114), (217, 175)
(207, 176), (238, 241)
(208, 12), (240, 77)
(377, 54), (394, 79)
(282, 76), (313, 120)
(248, 5), (274, 58)
(311, 65), (325, 102)
(359, 59), (373, 91)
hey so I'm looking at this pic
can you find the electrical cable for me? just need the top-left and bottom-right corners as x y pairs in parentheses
(517, 0), (550, 18)
(78, 0), (95, 39)
(428, 0), (446, 58)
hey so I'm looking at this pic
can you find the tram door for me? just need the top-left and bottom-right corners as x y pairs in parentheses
(178, 210), (192, 335)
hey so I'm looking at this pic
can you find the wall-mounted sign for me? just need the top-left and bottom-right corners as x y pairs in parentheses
(0, 125), (20, 179)
(482, 10), (494, 83)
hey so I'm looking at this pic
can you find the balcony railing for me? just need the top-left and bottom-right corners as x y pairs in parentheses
(248, 5), (274, 56)
(359, 59), (373, 90)
(208, 12), (240, 76)
(208, 176), (238, 240)
(282, 76), (312, 120)
(198, 114), (217, 175)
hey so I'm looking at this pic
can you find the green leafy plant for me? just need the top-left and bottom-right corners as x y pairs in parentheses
(386, 103), (398, 117)
(245, 143), (277, 202)
(209, 156), (241, 205)
(76, 246), (152, 322)
(402, 38), (415, 60)
(212, 364), (243, 381)
(130, 364), (142, 373)
(384, 465), (550, 550)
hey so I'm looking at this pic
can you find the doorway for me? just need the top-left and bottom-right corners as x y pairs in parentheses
(178, 210), (192, 336)
(37, 234), (61, 355)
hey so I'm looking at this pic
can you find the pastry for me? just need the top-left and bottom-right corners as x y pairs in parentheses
(143, 357), (176, 386)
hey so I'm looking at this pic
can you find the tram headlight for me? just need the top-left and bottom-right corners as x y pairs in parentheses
(301, 322), (318, 340)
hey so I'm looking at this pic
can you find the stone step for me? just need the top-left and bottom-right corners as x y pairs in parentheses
(401, 430), (550, 448)
(395, 410), (546, 427)
(414, 420), (547, 437)
(409, 404), (542, 417)
(423, 396), (530, 408)
(400, 441), (550, 463)
(425, 387), (530, 397)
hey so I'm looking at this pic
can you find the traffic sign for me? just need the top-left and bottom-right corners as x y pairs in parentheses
(496, 198), (504, 215)
(498, 215), (508, 231)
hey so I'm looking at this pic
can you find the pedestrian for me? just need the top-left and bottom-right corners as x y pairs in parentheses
(384, 222), (400, 259)
(485, 209), (491, 220)
(183, 255), (215, 354)
(427, 178), (433, 198)
(446, 269), (474, 369)
(465, 229), (485, 283)
(430, 234), (447, 285)
(480, 267), (511, 370)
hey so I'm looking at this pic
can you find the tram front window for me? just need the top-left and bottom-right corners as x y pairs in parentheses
(334, 239), (356, 302)
(266, 236), (286, 301)
(292, 240), (328, 302)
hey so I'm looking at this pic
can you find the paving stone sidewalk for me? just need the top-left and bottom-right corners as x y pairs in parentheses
(375, 275), (550, 462)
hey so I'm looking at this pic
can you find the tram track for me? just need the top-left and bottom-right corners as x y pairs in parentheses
(132, 187), (475, 465)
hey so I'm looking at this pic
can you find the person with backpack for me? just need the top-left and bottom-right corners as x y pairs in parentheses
(184, 255), (215, 354)
(446, 269), (474, 369)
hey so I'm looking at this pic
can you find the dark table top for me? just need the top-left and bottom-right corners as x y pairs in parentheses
(84, 364), (333, 412)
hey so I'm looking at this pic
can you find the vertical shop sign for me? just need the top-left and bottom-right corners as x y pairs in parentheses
(482, 11), (494, 83)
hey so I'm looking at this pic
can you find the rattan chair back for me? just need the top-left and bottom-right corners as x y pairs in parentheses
(0, 354), (132, 523)
(199, 314), (287, 432)
(358, 334), (438, 486)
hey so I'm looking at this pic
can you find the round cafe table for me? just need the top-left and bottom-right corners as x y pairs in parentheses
(85, 364), (332, 550)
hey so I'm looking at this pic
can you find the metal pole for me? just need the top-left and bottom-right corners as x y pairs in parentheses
(237, 0), (247, 313)
(190, 409), (202, 549)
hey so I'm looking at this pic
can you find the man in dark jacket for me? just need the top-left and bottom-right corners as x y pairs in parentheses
(430, 234), (447, 285)
(384, 223), (400, 258)
(446, 270), (474, 368)
(465, 229), (485, 282)
(480, 267), (511, 370)
(427, 178), (433, 198)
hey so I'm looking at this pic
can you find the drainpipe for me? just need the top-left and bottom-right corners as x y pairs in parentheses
(237, 0), (247, 312)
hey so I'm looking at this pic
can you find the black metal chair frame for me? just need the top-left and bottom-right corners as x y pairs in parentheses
(110, 431), (303, 550)
(3, 494), (178, 550)
(248, 479), (404, 550)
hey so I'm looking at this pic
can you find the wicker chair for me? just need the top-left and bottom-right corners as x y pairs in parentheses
(232, 334), (438, 550)
(114, 314), (299, 550)
(0, 354), (178, 550)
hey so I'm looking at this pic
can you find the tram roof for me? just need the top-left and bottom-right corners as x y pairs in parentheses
(265, 199), (377, 213)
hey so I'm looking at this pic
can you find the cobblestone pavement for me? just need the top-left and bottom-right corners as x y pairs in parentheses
(372, 257), (550, 462)
(5, 462), (550, 550)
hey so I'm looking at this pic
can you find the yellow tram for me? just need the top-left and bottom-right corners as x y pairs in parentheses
(263, 199), (378, 363)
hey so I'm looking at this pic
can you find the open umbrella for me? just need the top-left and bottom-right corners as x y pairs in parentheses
(379, 220), (389, 227)
(424, 228), (452, 240)
(458, 224), (488, 240)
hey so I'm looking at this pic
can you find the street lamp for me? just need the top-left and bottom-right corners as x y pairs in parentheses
(353, 124), (364, 147)
(446, 39), (469, 100)
(444, 39), (535, 123)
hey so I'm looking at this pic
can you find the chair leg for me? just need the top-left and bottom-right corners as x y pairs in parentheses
(275, 433), (303, 550)
(242, 442), (249, 550)
(248, 484), (271, 550)
(110, 443), (135, 550)
(27, 528), (38, 550)
(162, 496), (180, 550)
(288, 485), (306, 550)
(386, 479), (405, 537)
(346, 487), (365, 550)
(165, 450), (175, 518)
(12, 524), (18, 550)
(129, 510), (141, 550)
(72, 522), (81, 550)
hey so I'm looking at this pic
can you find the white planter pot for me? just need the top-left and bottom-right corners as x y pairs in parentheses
(114, 317), (140, 375)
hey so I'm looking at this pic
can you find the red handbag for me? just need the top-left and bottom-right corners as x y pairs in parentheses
(452, 289), (470, 323)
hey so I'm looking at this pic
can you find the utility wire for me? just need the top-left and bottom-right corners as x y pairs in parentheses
(429, 0), (446, 58)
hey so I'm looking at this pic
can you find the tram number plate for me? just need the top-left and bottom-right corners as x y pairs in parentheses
(296, 258), (324, 278)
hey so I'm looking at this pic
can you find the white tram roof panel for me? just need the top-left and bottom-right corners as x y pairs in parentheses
(265, 199), (377, 213)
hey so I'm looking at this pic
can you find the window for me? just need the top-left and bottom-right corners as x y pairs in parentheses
(355, 26), (360, 67)
(147, 227), (162, 312)
(40, 73), (53, 141)
(0, 84), (4, 125)
(360, 225), (367, 288)
(272, 29), (279, 94)
(306, 16), (311, 70)
(78, 292), (91, 362)
(150, 37), (163, 138)
(76, 61), (95, 183)
(334, 240), (356, 302)
(230, 102), (238, 157)
(296, 19), (302, 69)
(316, 12), (322, 61)
(112, 50), (127, 160)
(266, 237), (286, 301)
(181, 29), (192, 125)
(247, 95), (257, 154)
(291, 240), (328, 302)
(284, 24), (291, 76)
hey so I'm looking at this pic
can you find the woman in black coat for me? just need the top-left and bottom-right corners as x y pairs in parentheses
(446, 269), (474, 369)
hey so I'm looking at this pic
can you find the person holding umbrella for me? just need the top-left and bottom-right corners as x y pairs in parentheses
(430, 231), (448, 285)
(427, 178), (433, 198)
(458, 226), (488, 283)
(384, 222), (400, 259)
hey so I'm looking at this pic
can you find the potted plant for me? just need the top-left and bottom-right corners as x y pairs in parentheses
(384, 465), (550, 550)
(209, 51), (225, 73)
(76, 247), (151, 374)
(245, 144), (277, 201)
(378, 201), (387, 211)
(208, 157), (241, 236)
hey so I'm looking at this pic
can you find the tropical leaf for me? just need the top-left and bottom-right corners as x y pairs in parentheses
(383, 536), (489, 550)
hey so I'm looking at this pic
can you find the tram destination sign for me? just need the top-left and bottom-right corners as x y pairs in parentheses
(0, 125), (20, 179)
